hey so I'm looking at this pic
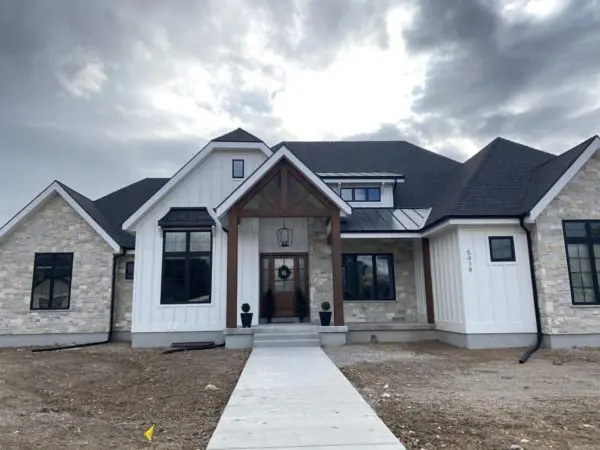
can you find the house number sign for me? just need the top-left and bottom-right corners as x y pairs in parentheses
(466, 249), (473, 272)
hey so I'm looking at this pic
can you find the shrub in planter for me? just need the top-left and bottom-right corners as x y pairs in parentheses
(240, 303), (253, 328)
(319, 301), (332, 326)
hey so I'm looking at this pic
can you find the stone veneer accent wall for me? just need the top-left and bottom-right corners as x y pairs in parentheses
(113, 254), (134, 336)
(342, 239), (417, 323)
(0, 193), (114, 336)
(308, 218), (333, 323)
(532, 150), (600, 335)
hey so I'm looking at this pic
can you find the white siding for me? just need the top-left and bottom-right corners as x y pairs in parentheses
(131, 148), (267, 333)
(238, 218), (259, 326)
(259, 218), (309, 253)
(458, 225), (536, 334)
(430, 229), (465, 332)
(413, 239), (428, 323)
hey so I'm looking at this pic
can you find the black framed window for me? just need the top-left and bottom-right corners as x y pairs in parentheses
(232, 159), (244, 179)
(161, 231), (212, 304)
(489, 237), (516, 262)
(563, 220), (600, 305)
(342, 254), (395, 300)
(125, 261), (134, 280)
(30, 253), (73, 310)
(340, 187), (381, 202)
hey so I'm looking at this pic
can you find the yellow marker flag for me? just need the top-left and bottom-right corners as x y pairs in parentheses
(144, 425), (155, 441)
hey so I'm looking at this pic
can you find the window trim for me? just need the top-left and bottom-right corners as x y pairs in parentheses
(160, 230), (213, 305)
(30, 252), (74, 311)
(342, 253), (396, 301)
(339, 187), (381, 202)
(232, 159), (245, 179)
(125, 261), (134, 281)
(563, 220), (600, 306)
(488, 236), (516, 262)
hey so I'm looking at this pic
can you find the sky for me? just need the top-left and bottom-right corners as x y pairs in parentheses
(1, 0), (600, 225)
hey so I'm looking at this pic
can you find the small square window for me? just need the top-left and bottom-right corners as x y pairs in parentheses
(125, 261), (134, 280)
(232, 159), (244, 179)
(489, 237), (516, 262)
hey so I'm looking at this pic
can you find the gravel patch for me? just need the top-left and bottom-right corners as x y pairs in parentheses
(326, 342), (600, 450)
(0, 343), (250, 449)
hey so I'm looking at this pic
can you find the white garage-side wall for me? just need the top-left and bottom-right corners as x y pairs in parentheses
(130, 148), (267, 345)
(429, 229), (465, 333)
(457, 225), (536, 335)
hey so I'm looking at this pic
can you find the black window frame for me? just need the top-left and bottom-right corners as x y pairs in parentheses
(563, 220), (600, 305)
(161, 230), (213, 305)
(30, 252), (74, 311)
(232, 159), (245, 179)
(339, 187), (381, 202)
(488, 236), (516, 262)
(125, 261), (134, 280)
(342, 253), (396, 301)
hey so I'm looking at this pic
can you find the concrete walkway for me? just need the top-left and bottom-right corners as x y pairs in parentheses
(207, 347), (405, 450)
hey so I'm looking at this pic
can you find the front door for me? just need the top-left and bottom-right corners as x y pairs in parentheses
(260, 254), (308, 319)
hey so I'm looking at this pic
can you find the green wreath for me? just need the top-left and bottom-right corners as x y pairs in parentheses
(277, 265), (292, 280)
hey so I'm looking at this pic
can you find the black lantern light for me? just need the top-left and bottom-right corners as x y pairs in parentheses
(277, 219), (293, 248)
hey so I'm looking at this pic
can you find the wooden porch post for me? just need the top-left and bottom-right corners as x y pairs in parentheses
(226, 212), (239, 328)
(422, 238), (435, 324)
(330, 210), (345, 326)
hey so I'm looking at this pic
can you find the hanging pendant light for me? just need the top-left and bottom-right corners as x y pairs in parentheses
(277, 218), (293, 248)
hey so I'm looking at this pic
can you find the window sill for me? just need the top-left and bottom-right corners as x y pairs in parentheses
(158, 303), (213, 308)
(29, 309), (70, 313)
(571, 304), (600, 308)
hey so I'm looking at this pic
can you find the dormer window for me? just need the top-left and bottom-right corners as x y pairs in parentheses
(340, 187), (381, 202)
(232, 159), (244, 179)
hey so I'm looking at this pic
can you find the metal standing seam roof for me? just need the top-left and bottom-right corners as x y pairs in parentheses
(341, 208), (432, 233)
(158, 207), (215, 228)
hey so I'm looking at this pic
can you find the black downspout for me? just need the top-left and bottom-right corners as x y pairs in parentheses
(519, 215), (543, 363)
(32, 250), (124, 353)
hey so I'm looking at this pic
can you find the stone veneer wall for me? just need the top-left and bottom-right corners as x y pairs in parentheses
(113, 254), (134, 336)
(532, 150), (600, 335)
(0, 193), (114, 335)
(307, 218), (333, 323)
(342, 239), (417, 323)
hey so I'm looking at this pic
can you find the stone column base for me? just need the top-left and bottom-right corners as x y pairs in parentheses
(319, 325), (348, 346)
(225, 328), (254, 349)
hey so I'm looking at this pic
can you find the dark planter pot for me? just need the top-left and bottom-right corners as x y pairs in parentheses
(319, 311), (332, 326)
(240, 312), (253, 328)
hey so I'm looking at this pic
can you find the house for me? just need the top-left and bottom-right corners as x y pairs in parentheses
(1, 128), (599, 349)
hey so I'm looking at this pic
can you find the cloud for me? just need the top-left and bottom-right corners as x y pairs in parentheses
(1, 0), (600, 225)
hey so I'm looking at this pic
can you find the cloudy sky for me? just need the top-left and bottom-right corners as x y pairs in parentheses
(1, 0), (600, 224)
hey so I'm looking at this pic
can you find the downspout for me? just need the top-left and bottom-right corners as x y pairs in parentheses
(518, 215), (543, 363)
(32, 249), (124, 352)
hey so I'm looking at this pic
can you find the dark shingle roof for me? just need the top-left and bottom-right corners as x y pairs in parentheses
(523, 136), (597, 211)
(213, 128), (264, 143)
(424, 138), (554, 226)
(275, 141), (461, 209)
(94, 178), (169, 248)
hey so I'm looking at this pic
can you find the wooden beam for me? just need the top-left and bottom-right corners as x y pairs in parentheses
(226, 212), (239, 328)
(330, 211), (345, 326)
(281, 167), (288, 210)
(422, 238), (435, 324)
(237, 208), (332, 218)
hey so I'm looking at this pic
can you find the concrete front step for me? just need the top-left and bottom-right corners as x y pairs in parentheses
(254, 332), (318, 342)
(254, 324), (318, 334)
(253, 338), (321, 348)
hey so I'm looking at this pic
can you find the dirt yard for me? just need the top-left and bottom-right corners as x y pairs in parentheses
(326, 342), (600, 450)
(0, 343), (249, 449)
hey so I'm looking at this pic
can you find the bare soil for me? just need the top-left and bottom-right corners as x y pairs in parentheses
(0, 343), (249, 450)
(326, 342), (600, 450)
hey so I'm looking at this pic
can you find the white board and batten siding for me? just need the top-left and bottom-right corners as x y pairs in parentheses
(457, 225), (536, 334)
(131, 149), (267, 334)
(429, 225), (536, 335)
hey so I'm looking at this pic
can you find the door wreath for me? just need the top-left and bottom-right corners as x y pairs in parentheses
(277, 264), (292, 280)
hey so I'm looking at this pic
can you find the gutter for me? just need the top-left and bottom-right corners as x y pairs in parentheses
(32, 249), (125, 352)
(518, 214), (543, 363)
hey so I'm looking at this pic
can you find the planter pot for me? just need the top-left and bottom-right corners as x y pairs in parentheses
(240, 312), (253, 328)
(319, 311), (332, 326)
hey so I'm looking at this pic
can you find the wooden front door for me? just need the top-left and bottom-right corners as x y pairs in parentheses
(260, 254), (309, 319)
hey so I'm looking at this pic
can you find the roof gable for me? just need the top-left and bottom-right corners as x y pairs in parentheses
(213, 128), (264, 143)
